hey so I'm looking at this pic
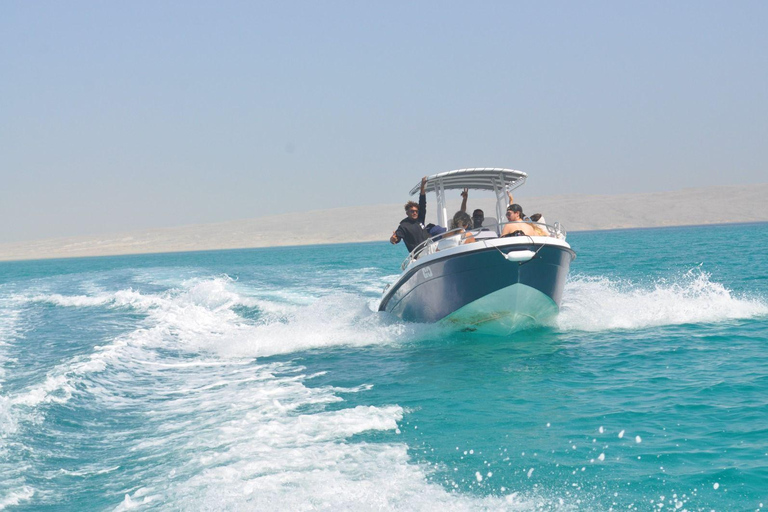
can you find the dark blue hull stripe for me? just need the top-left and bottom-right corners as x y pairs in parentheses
(379, 244), (573, 324)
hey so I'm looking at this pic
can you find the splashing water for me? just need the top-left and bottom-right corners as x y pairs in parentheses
(557, 268), (767, 331)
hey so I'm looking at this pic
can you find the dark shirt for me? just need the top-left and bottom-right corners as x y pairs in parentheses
(395, 193), (430, 253)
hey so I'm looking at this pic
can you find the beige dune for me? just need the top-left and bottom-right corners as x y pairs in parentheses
(1, 184), (767, 262)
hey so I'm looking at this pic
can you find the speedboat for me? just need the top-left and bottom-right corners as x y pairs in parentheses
(379, 168), (575, 333)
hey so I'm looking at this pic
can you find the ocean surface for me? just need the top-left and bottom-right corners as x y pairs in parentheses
(1, 223), (767, 511)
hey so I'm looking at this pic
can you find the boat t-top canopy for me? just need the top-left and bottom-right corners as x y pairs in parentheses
(409, 168), (527, 195)
(410, 168), (528, 228)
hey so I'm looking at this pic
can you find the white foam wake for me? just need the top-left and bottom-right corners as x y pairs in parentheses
(0, 485), (34, 510)
(0, 300), (23, 436)
(108, 362), (539, 512)
(0, 308), (20, 388)
(134, 277), (426, 358)
(1, 277), (423, 429)
(557, 269), (768, 332)
(8, 268), (764, 419)
(0, 276), (572, 510)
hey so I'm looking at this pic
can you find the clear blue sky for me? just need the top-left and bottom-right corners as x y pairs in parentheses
(2, 1), (766, 242)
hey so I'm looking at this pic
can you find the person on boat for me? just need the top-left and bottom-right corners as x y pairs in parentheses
(437, 212), (476, 250)
(451, 212), (476, 244)
(390, 176), (430, 252)
(501, 204), (537, 237)
(529, 213), (550, 236)
(471, 209), (485, 228)
(450, 210), (466, 231)
(457, 188), (487, 228)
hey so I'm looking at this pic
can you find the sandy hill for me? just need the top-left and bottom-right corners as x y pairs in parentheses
(1, 184), (767, 262)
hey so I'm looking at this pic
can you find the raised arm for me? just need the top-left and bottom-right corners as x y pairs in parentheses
(418, 176), (427, 223)
(460, 188), (468, 213)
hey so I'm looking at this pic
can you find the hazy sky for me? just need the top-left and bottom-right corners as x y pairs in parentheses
(2, 1), (767, 242)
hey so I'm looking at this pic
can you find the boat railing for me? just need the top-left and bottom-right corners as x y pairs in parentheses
(400, 221), (567, 270)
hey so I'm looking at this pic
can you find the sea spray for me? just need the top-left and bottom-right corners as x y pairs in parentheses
(556, 267), (768, 331)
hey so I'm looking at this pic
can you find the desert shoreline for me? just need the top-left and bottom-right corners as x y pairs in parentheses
(2, 220), (767, 265)
(2, 184), (767, 263)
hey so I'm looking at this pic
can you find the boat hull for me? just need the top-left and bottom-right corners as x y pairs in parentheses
(379, 241), (574, 332)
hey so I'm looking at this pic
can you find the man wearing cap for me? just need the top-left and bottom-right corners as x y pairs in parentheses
(390, 176), (431, 253)
(501, 203), (537, 237)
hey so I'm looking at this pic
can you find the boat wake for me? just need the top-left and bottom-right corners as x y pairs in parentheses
(19, 276), (431, 357)
(0, 275), (439, 438)
(0, 276), (552, 511)
(556, 268), (768, 332)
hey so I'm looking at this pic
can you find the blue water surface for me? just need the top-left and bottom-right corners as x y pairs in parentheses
(1, 223), (767, 511)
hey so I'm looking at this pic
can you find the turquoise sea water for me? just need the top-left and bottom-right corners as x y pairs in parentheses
(1, 223), (767, 511)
